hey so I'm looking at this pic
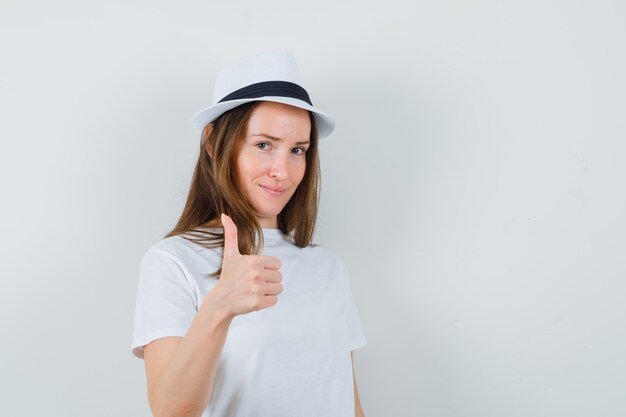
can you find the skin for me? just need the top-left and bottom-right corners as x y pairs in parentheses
(233, 100), (311, 228)
(143, 101), (365, 416)
(353, 352), (366, 417)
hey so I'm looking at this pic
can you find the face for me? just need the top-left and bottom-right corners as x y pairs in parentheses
(233, 101), (312, 228)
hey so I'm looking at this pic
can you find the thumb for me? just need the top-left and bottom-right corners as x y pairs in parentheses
(221, 213), (240, 258)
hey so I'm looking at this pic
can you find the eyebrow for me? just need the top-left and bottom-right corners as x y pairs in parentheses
(252, 133), (310, 146)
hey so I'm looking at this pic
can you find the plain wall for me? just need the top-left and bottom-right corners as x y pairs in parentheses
(1, 0), (624, 416)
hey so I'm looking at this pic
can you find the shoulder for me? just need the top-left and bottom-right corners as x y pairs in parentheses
(306, 243), (343, 261)
(141, 234), (222, 271)
(150, 233), (221, 255)
(146, 234), (199, 255)
(299, 243), (349, 275)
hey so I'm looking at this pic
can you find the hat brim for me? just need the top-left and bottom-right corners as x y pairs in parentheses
(190, 96), (336, 139)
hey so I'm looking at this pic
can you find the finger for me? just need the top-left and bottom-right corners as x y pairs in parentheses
(260, 295), (278, 309)
(261, 255), (282, 271)
(264, 282), (283, 295)
(221, 213), (240, 257)
(262, 269), (282, 283)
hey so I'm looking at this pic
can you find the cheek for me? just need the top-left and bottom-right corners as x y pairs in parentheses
(234, 153), (260, 182)
(293, 161), (307, 184)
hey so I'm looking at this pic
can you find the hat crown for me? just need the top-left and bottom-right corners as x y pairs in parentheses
(212, 51), (304, 105)
(191, 51), (336, 139)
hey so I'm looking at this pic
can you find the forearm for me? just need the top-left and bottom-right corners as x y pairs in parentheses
(352, 353), (365, 417)
(149, 291), (233, 417)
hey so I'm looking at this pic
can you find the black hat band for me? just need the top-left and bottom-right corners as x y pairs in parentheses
(218, 81), (313, 105)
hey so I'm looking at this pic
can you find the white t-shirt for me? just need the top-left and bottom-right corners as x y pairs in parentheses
(131, 228), (367, 417)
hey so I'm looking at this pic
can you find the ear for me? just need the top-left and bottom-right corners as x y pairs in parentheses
(202, 124), (214, 157)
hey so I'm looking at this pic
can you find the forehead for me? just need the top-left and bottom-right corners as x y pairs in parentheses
(245, 101), (311, 140)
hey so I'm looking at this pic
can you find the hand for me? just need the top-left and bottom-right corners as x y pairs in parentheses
(211, 213), (283, 318)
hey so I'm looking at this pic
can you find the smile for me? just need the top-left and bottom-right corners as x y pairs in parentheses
(259, 185), (286, 196)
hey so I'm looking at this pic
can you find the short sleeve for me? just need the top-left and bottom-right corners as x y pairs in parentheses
(342, 262), (368, 351)
(131, 249), (199, 359)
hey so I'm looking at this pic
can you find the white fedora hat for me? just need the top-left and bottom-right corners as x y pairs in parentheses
(190, 51), (336, 139)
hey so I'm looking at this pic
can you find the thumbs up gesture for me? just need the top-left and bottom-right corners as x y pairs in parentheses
(211, 213), (283, 318)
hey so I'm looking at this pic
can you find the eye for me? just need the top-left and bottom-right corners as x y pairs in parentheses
(292, 147), (307, 155)
(256, 142), (271, 150)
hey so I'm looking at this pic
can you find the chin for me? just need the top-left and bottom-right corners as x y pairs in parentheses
(253, 204), (285, 218)
(249, 197), (292, 220)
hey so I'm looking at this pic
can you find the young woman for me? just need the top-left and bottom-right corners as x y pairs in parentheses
(132, 51), (367, 417)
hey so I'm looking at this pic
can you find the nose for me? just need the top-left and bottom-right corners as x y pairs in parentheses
(269, 152), (288, 180)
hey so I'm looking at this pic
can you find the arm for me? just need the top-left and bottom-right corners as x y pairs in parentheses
(352, 352), (366, 417)
(142, 215), (282, 417)
(144, 291), (234, 417)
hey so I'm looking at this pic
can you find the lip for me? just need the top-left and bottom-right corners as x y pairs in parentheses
(259, 185), (286, 196)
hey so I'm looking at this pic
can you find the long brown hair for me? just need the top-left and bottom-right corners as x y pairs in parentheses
(166, 101), (320, 276)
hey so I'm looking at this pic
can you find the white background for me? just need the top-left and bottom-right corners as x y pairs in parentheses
(1, 1), (625, 416)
